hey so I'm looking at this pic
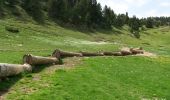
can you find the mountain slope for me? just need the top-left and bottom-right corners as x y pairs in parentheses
(0, 19), (170, 100)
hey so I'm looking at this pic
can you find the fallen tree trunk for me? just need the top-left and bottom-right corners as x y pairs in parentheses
(80, 51), (104, 57)
(130, 48), (144, 54)
(120, 47), (133, 56)
(103, 52), (122, 56)
(103, 52), (115, 56)
(121, 50), (132, 56)
(52, 49), (83, 58)
(0, 63), (32, 78)
(23, 54), (59, 65)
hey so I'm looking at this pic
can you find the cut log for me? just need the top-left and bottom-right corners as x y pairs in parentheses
(120, 47), (132, 56)
(0, 63), (32, 78)
(52, 49), (83, 58)
(23, 54), (59, 65)
(103, 52), (122, 56)
(121, 50), (132, 56)
(103, 52), (115, 56)
(112, 52), (122, 56)
(80, 51), (104, 57)
(130, 48), (144, 54)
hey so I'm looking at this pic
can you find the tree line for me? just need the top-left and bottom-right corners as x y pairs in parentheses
(0, 0), (170, 37)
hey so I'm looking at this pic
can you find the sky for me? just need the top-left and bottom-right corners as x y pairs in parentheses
(97, 0), (170, 18)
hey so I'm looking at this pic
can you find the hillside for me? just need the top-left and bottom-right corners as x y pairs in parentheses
(0, 19), (170, 100)
(0, 19), (170, 63)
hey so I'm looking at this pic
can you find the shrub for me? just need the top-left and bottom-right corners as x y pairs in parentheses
(5, 26), (19, 33)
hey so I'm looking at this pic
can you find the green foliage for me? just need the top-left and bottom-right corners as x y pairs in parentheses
(129, 16), (141, 38)
(114, 14), (126, 27)
(86, 0), (103, 28)
(48, 0), (68, 22)
(21, 0), (45, 23)
(146, 17), (154, 28)
(71, 0), (89, 25)
(0, 0), (170, 30)
(155, 21), (161, 27)
(0, 1), (5, 17)
(125, 12), (129, 24)
(102, 6), (116, 28)
(6, 0), (21, 6)
(5, 26), (19, 33)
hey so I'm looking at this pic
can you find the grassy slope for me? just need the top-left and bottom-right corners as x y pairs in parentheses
(0, 19), (170, 100)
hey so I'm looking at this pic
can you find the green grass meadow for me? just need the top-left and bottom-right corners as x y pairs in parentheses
(0, 19), (170, 100)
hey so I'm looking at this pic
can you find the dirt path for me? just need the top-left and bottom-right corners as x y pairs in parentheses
(121, 47), (156, 57)
(136, 51), (156, 57)
(44, 57), (83, 74)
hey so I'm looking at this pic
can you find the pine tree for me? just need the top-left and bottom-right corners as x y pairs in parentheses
(0, 0), (4, 10)
(22, 0), (45, 23)
(125, 12), (129, 24)
(48, 0), (67, 22)
(129, 16), (140, 38)
(71, 0), (88, 25)
(146, 17), (154, 28)
(103, 6), (116, 28)
(114, 14), (126, 27)
(0, 0), (5, 16)
(87, 0), (103, 28)
(66, 0), (77, 22)
(6, 0), (21, 6)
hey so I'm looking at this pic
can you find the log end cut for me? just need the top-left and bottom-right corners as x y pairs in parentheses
(23, 54), (32, 64)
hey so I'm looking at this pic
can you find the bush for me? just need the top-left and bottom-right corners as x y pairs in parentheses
(5, 26), (19, 33)
(133, 31), (140, 39)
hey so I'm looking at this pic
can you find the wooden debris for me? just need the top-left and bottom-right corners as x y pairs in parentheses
(120, 47), (132, 56)
(52, 49), (83, 58)
(103, 52), (115, 56)
(121, 50), (132, 56)
(120, 48), (132, 56)
(23, 54), (59, 65)
(0, 63), (32, 78)
(130, 47), (144, 54)
(103, 52), (122, 56)
(112, 52), (122, 56)
(80, 51), (104, 57)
